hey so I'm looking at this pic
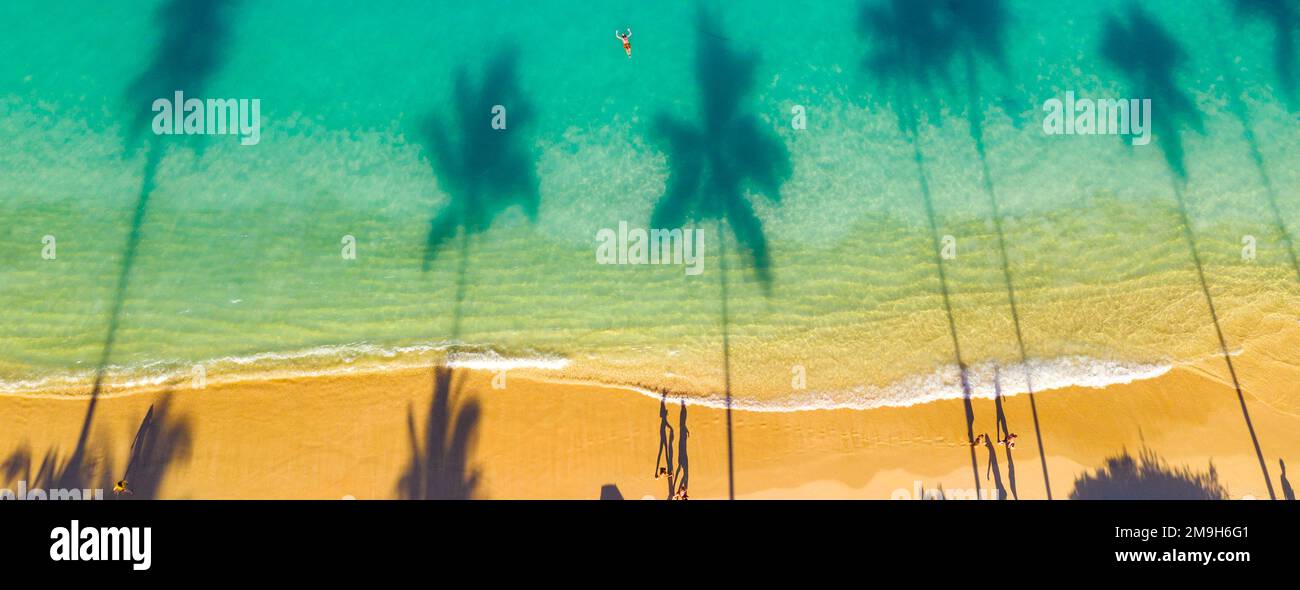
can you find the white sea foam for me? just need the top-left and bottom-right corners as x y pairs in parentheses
(0, 341), (560, 397)
(550, 355), (1177, 413)
(0, 341), (1173, 412)
(445, 350), (571, 371)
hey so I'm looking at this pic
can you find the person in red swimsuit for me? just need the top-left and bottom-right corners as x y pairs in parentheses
(616, 28), (632, 58)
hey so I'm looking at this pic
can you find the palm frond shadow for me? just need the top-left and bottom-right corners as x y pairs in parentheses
(124, 0), (242, 156)
(1099, 4), (1204, 180)
(397, 366), (481, 500)
(1070, 447), (1229, 500)
(419, 47), (539, 270)
(1233, 0), (1299, 110)
(649, 7), (791, 292)
(120, 394), (193, 499)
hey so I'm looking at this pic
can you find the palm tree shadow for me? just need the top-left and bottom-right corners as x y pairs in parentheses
(67, 0), (236, 487)
(397, 366), (481, 500)
(1101, 4), (1275, 500)
(1233, 0), (1299, 111)
(124, 0), (242, 155)
(1070, 447), (1229, 499)
(649, 7), (791, 291)
(33, 0), (235, 501)
(649, 7), (791, 499)
(858, 0), (986, 496)
(400, 47), (532, 500)
(857, 0), (960, 135)
(419, 46), (539, 271)
(120, 394), (194, 499)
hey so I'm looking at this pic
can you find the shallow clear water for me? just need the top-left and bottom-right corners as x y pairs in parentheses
(1, 0), (1298, 408)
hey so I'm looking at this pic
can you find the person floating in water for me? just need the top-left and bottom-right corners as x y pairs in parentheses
(615, 28), (632, 58)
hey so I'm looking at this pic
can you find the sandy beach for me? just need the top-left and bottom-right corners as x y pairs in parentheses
(3, 315), (1297, 501)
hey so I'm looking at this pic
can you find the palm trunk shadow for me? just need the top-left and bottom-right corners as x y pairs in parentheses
(648, 7), (792, 500)
(963, 51), (1051, 499)
(718, 221), (735, 500)
(1171, 178), (1276, 500)
(908, 124), (981, 496)
(1211, 21), (1300, 283)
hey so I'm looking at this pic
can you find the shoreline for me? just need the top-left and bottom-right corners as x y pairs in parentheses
(1, 333), (1296, 499)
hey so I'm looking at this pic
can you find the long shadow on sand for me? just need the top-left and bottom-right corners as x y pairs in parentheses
(1070, 446), (1228, 500)
(649, 7), (791, 499)
(1101, 3), (1275, 499)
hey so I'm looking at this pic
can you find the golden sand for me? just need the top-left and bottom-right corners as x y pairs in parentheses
(2, 316), (1299, 500)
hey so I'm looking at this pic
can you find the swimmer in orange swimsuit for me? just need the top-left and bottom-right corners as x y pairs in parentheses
(616, 28), (632, 58)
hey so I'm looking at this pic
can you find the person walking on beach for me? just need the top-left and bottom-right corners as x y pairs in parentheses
(973, 433), (986, 446)
(616, 28), (632, 58)
(998, 433), (1018, 450)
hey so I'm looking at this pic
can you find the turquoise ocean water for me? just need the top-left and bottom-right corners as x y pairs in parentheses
(1, 0), (1298, 409)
